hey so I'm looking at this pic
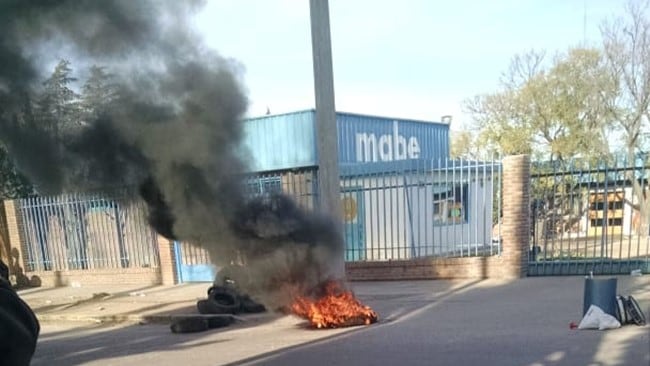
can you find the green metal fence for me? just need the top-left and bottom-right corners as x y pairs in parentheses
(529, 159), (650, 275)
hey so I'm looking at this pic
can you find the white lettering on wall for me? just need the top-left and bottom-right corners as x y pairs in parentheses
(355, 121), (420, 162)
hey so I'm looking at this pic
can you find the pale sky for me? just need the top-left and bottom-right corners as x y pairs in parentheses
(196, 0), (627, 129)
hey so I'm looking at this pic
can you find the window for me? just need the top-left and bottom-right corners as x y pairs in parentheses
(245, 176), (282, 197)
(588, 190), (624, 229)
(432, 184), (468, 224)
(590, 218), (623, 227)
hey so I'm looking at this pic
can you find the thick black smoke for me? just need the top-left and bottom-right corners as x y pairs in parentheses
(0, 0), (342, 306)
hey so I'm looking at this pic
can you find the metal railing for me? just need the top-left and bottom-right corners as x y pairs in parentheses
(175, 167), (320, 280)
(529, 158), (650, 275)
(340, 158), (501, 261)
(13, 158), (503, 276)
(17, 189), (159, 271)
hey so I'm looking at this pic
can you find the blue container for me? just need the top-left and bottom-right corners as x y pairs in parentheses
(583, 278), (617, 318)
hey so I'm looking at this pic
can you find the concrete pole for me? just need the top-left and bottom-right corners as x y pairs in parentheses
(309, 0), (342, 224)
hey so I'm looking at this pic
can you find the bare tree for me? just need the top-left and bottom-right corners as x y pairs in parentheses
(601, 0), (650, 235)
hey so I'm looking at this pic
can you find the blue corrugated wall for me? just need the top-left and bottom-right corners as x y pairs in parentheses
(241, 110), (449, 172)
(242, 110), (317, 172)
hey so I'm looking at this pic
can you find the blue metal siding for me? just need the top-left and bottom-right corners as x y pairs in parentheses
(240, 110), (449, 172)
(242, 110), (317, 172)
(336, 112), (449, 164)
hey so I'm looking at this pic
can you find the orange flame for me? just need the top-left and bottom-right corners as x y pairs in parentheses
(290, 280), (378, 329)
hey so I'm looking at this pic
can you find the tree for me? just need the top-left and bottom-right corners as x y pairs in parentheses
(465, 48), (620, 246)
(601, 0), (650, 235)
(464, 48), (616, 162)
(450, 130), (474, 159)
(80, 65), (117, 124)
(0, 146), (33, 199)
(36, 59), (80, 138)
(0, 97), (35, 199)
(450, 130), (493, 160)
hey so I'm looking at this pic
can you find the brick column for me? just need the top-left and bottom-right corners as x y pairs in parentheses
(1, 200), (27, 276)
(500, 155), (531, 278)
(157, 235), (178, 285)
(0, 202), (10, 266)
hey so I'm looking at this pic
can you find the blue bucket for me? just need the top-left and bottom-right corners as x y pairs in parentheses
(583, 278), (617, 318)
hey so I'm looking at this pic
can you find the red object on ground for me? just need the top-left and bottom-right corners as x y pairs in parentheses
(569, 321), (578, 329)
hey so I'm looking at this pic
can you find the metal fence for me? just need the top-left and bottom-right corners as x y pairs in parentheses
(175, 160), (501, 282)
(340, 158), (501, 261)
(17, 189), (159, 271)
(175, 167), (320, 282)
(13, 158), (502, 279)
(529, 159), (650, 275)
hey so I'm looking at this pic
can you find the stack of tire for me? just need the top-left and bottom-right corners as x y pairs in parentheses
(170, 284), (267, 334)
(197, 285), (266, 315)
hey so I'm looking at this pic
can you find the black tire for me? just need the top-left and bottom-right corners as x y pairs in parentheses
(206, 315), (235, 329)
(205, 286), (241, 314)
(170, 317), (208, 333)
(240, 294), (266, 313)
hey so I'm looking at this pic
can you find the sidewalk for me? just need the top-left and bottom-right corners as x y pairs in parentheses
(18, 282), (226, 324)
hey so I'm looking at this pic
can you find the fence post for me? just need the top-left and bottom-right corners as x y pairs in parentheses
(501, 155), (531, 278)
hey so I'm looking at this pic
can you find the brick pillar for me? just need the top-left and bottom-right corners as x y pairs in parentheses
(1, 200), (27, 276)
(157, 235), (178, 285)
(500, 155), (531, 278)
(0, 202), (10, 266)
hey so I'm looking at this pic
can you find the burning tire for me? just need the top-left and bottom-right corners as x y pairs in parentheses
(203, 286), (241, 314)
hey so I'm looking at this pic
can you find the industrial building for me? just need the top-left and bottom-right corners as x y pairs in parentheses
(171, 109), (496, 282)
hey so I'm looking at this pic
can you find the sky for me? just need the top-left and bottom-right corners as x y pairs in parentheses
(194, 0), (628, 130)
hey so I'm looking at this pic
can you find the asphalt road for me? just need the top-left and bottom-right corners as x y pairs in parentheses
(32, 277), (650, 366)
(240, 279), (650, 366)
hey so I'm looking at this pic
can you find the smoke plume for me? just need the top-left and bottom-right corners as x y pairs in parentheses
(0, 0), (342, 307)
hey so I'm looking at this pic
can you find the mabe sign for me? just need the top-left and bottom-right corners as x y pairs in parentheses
(355, 121), (420, 162)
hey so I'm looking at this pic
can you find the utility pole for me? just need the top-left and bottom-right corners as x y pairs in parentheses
(309, 0), (342, 225)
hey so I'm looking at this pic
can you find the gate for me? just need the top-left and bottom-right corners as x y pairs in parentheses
(174, 241), (216, 283)
(529, 159), (650, 276)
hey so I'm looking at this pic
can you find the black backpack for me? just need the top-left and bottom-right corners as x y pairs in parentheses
(615, 295), (647, 326)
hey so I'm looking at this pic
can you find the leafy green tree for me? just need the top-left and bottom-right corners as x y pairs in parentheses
(36, 59), (80, 138)
(465, 48), (618, 246)
(81, 65), (117, 123)
(465, 48), (616, 162)
(449, 130), (495, 160)
(0, 146), (33, 199)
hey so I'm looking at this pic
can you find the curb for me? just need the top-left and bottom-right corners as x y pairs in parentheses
(35, 312), (271, 325)
(35, 313), (176, 325)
